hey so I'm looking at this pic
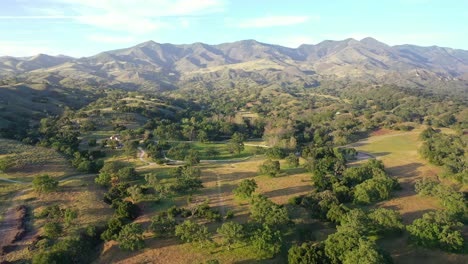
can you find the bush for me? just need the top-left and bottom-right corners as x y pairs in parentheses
(117, 223), (145, 251)
(266, 147), (287, 159)
(285, 153), (299, 168)
(33, 174), (58, 193)
(43, 222), (63, 238)
(259, 159), (281, 177)
(150, 213), (176, 237)
(233, 179), (257, 199)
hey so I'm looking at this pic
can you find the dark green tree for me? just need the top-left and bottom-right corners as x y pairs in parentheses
(233, 179), (257, 199)
(175, 220), (211, 247)
(117, 223), (145, 251)
(216, 221), (245, 250)
(288, 242), (329, 264)
(33, 174), (58, 193)
(259, 159), (281, 177)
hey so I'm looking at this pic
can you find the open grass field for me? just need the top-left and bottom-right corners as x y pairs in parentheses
(96, 152), (314, 264)
(2, 175), (113, 263)
(0, 138), (75, 182)
(168, 142), (258, 161)
(347, 128), (468, 264)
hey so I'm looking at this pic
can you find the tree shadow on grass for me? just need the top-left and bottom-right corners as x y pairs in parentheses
(262, 185), (312, 200)
(401, 209), (436, 224)
(371, 151), (391, 157)
(387, 162), (424, 179)
(103, 237), (181, 263)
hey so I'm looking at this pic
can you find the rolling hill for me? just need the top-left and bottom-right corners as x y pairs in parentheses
(0, 37), (468, 91)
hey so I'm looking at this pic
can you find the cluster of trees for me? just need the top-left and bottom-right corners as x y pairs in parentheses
(407, 179), (467, 252)
(288, 207), (400, 264)
(92, 161), (144, 250)
(32, 227), (103, 264)
(36, 205), (78, 230)
(407, 211), (464, 252)
(415, 178), (467, 222)
(302, 152), (398, 206)
(419, 128), (466, 183)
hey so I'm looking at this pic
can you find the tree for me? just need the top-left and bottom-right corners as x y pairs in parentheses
(127, 185), (143, 203)
(150, 213), (176, 237)
(185, 149), (201, 165)
(326, 204), (349, 224)
(101, 217), (124, 241)
(233, 179), (257, 199)
(407, 211), (464, 252)
(64, 208), (78, 227)
(353, 177), (397, 204)
(250, 195), (290, 226)
(96, 161), (125, 186)
(197, 130), (209, 143)
(0, 156), (13, 171)
(33, 174), (58, 193)
(95, 172), (112, 187)
(342, 238), (390, 264)
(324, 230), (361, 264)
(368, 208), (403, 234)
(286, 153), (299, 168)
(117, 223), (145, 251)
(175, 220), (211, 247)
(117, 167), (139, 181)
(337, 209), (373, 236)
(259, 159), (281, 177)
(123, 140), (139, 158)
(43, 222), (62, 238)
(217, 221), (244, 250)
(114, 200), (140, 220)
(288, 242), (329, 264)
(251, 224), (282, 258)
(227, 132), (245, 154)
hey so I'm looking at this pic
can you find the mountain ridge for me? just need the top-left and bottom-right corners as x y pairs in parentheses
(1, 37), (468, 91)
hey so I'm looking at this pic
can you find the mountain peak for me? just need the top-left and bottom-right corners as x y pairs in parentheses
(136, 40), (159, 48)
(360, 37), (388, 47)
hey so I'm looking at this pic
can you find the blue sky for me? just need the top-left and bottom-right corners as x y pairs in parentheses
(1, 0), (467, 57)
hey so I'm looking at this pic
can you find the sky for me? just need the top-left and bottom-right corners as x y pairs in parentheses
(1, 0), (467, 57)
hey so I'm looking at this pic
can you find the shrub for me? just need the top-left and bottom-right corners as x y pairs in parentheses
(33, 174), (58, 193)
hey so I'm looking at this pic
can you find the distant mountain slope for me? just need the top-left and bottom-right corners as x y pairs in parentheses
(1, 38), (467, 90)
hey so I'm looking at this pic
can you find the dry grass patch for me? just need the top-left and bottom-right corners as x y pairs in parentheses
(0, 139), (75, 181)
(2, 176), (112, 263)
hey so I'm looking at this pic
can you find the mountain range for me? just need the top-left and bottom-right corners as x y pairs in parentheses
(1, 37), (468, 90)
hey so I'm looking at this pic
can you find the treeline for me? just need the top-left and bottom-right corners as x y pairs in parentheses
(419, 127), (466, 183)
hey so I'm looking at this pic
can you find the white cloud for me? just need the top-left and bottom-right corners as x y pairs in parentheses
(0, 15), (75, 19)
(237, 15), (316, 28)
(56, 0), (226, 17)
(15, 0), (226, 34)
(76, 14), (170, 34)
